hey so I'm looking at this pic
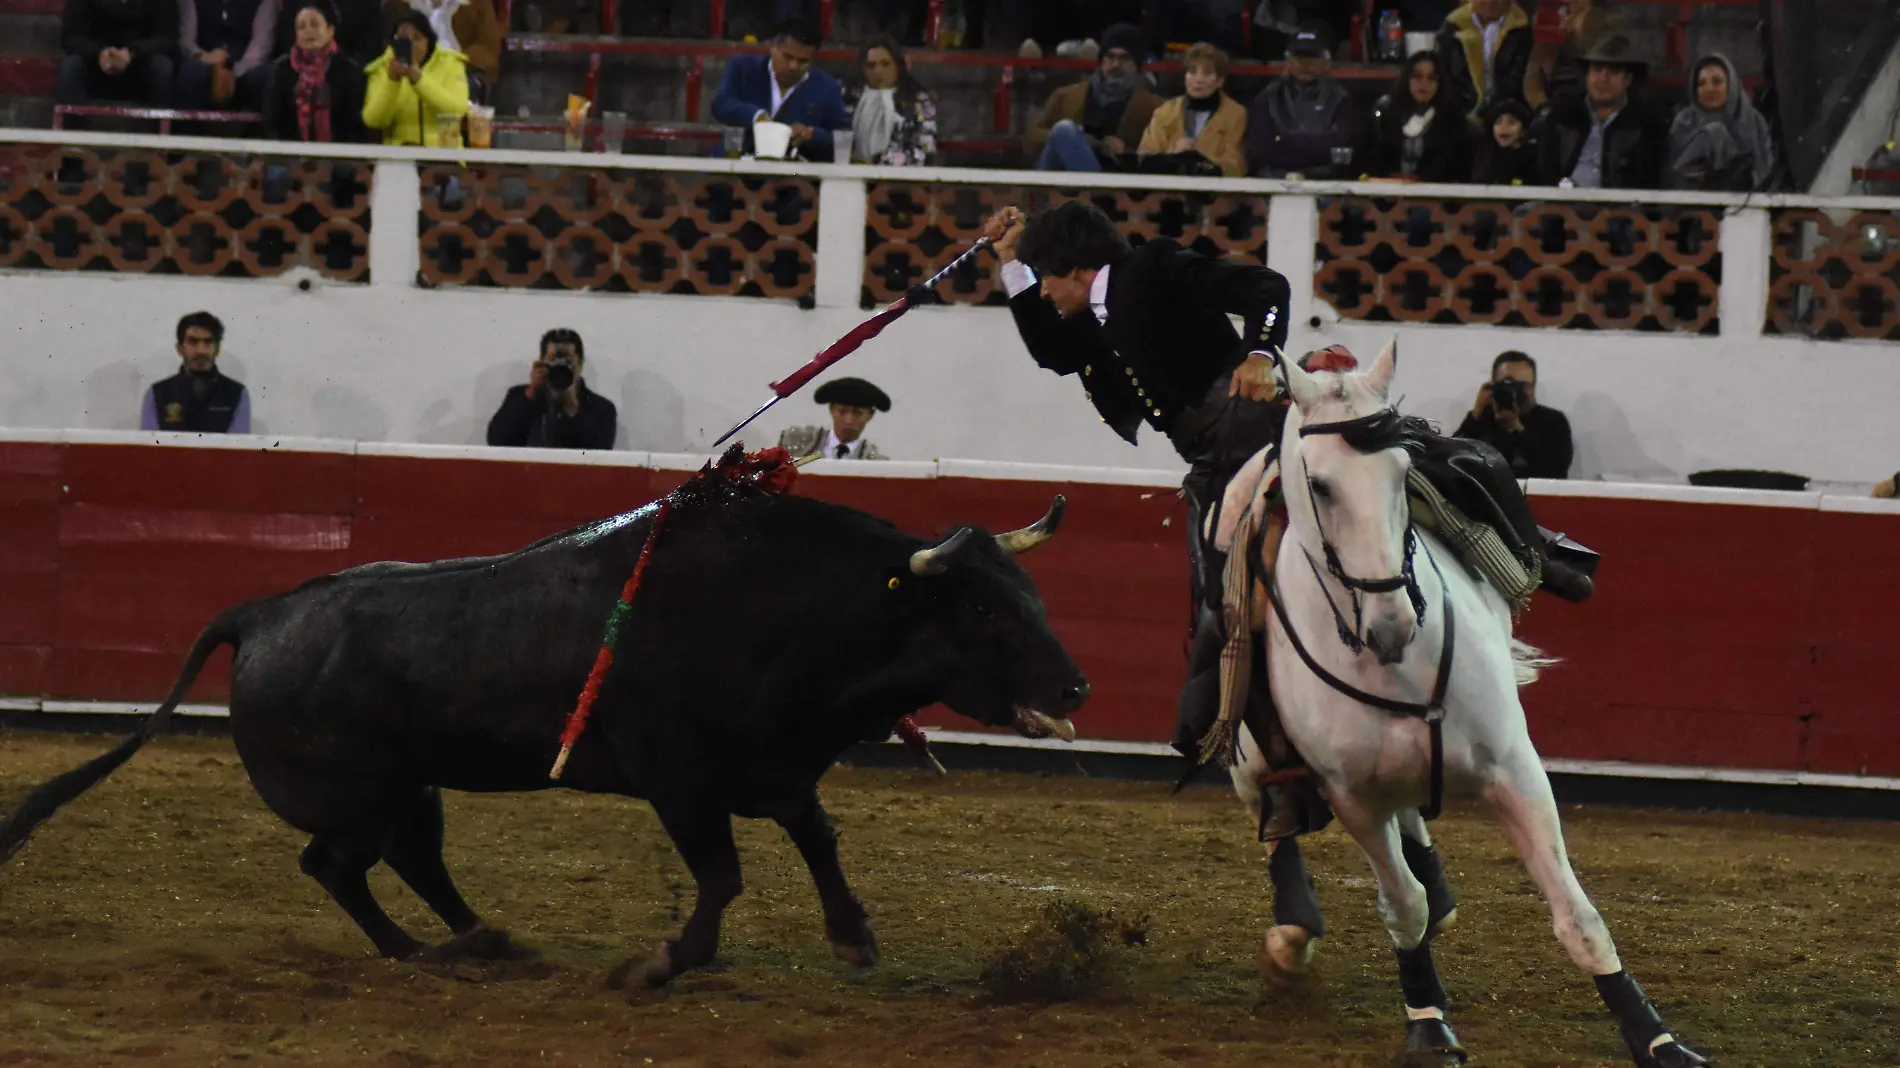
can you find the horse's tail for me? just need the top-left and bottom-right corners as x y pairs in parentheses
(0, 610), (243, 865)
(1509, 638), (1559, 687)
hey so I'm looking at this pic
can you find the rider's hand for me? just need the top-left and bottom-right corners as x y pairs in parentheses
(983, 206), (1026, 263)
(1229, 352), (1280, 402)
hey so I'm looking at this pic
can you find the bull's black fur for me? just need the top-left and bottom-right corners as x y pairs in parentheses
(0, 491), (1086, 982)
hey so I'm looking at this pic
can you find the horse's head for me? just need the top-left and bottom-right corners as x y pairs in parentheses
(1281, 338), (1418, 665)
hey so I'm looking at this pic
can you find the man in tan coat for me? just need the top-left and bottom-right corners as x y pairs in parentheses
(1137, 41), (1247, 177)
(1026, 22), (1161, 171)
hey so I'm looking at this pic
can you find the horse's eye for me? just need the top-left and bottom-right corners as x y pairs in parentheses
(1309, 478), (1333, 502)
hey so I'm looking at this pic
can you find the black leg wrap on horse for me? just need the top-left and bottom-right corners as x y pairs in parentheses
(1395, 942), (1449, 1010)
(1268, 837), (1325, 939)
(1401, 836), (1457, 936)
(1594, 970), (1670, 1060)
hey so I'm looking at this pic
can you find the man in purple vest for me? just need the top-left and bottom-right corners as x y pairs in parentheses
(140, 311), (253, 434)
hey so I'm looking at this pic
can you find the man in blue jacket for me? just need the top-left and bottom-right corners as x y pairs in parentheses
(711, 18), (849, 162)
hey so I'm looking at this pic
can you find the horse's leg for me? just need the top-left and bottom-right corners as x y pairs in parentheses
(1332, 791), (1466, 1065)
(1232, 726), (1326, 981)
(1396, 807), (1458, 938)
(1485, 750), (1707, 1068)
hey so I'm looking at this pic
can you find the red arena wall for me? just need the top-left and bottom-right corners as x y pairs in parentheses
(1, 439), (1896, 778)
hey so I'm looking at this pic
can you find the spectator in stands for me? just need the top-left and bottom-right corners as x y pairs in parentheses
(1455, 350), (1571, 480)
(57, 0), (178, 109)
(1535, 35), (1667, 189)
(1147, 0), (1246, 60)
(712, 18), (850, 163)
(174, 0), (277, 112)
(845, 35), (937, 165)
(1243, 27), (1354, 179)
(778, 378), (890, 461)
(1470, 98), (1537, 184)
(263, 0), (366, 142)
(1001, 0), (1144, 59)
(382, 0), (501, 102)
(141, 312), (252, 434)
(1435, 0), (1531, 118)
(1667, 54), (1774, 192)
(1136, 41), (1247, 177)
(361, 12), (468, 147)
(1525, 0), (1618, 111)
(486, 329), (617, 451)
(1025, 22), (1161, 172)
(1361, 50), (1468, 182)
(324, 0), (382, 64)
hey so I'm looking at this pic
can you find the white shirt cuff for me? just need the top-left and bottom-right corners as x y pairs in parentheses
(1000, 260), (1037, 298)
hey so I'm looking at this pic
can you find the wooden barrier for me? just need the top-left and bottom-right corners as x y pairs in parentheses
(1, 436), (1896, 777)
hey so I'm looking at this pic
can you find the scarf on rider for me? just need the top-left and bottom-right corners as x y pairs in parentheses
(851, 86), (903, 163)
(289, 42), (337, 142)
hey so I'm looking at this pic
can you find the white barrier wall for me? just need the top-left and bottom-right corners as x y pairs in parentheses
(2, 131), (1898, 488)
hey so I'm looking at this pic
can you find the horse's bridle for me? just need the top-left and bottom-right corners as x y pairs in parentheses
(1296, 408), (1427, 654)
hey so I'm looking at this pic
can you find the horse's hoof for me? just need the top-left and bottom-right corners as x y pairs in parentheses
(1643, 1039), (1710, 1068)
(1428, 906), (1458, 940)
(1259, 924), (1318, 983)
(642, 940), (677, 988)
(1402, 1018), (1468, 1065)
(831, 939), (878, 969)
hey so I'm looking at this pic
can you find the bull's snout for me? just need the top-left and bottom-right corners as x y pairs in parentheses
(1059, 678), (1090, 714)
(1364, 616), (1414, 666)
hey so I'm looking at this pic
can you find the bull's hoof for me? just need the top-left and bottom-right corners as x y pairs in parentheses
(1642, 1039), (1710, 1068)
(1258, 924), (1318, 984)
(1401, 1017), (1468, 1065)
(642, 940), (678, 988)
(831, 937), (879, 969)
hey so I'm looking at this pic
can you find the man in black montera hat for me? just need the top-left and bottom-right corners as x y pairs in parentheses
(778, 376), (889, 460)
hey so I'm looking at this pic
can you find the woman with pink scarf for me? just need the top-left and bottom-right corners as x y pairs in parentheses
(262, 0), (367, 142)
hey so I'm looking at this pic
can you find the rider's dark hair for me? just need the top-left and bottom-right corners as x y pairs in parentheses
(1016, 201), (1130, 278)
(1492, 350), (1536, 380)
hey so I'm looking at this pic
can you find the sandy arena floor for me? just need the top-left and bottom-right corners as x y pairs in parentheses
(2, 730), (1897, 1067)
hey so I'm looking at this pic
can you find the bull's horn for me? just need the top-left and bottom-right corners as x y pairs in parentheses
(910, 526), (973, 576)
(993, 495), (1066, 556)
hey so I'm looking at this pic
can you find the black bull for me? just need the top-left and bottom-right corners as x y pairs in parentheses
(0, 491), (1087, 985)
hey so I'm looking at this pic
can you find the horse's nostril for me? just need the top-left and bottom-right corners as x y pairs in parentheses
(1061, 680), (1090, 709)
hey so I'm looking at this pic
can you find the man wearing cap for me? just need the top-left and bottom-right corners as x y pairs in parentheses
(1025, 22), (1162, 172)
(1535, 35), (1668, 189)
(778, 377), (889, 460)
(1243, 27), (1355, 179)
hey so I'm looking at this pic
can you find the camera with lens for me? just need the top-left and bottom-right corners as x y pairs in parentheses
(544, 356), (576, 393)
(1490, 378), (1526, 413)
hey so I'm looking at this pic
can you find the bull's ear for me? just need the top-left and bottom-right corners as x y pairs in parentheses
(909, 527), (973, 576)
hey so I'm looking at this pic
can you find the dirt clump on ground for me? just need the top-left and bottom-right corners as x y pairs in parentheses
(2, 730), (1899, 1067)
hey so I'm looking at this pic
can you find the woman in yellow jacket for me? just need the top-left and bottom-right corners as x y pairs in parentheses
(1136, 42), (1247, 177)
(362, 13), (469, 148)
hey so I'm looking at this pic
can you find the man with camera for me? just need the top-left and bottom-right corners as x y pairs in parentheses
(486, 328), (617, 451)
(1455, 350), (1572, 480)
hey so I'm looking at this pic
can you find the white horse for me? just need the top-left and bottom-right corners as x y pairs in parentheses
(1215, 341), (1707, 1068)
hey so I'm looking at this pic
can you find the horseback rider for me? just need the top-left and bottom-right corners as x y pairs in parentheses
(984, 201), (1595, 839)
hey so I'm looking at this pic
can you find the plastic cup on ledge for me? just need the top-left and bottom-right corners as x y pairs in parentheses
(753, 120), (793, 160)
(466, 104), (494, 149)
(600, 110), (627, 154)
(723, 125), (746, 159)
(832, 127), (854, 164)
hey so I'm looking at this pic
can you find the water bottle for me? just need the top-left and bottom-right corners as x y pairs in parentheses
(1379, 9), (1404, 62)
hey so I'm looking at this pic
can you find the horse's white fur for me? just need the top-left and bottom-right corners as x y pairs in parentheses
(1229, 338), (1625, 993)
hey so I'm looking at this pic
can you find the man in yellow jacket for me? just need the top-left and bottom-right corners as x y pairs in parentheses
(363, 12), (469, 147)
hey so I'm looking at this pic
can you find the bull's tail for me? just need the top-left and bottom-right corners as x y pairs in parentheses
(0, 611), (242, 864)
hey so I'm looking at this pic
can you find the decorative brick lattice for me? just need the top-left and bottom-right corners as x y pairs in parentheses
(1766, 209), (1900, 341)
(416, 166), (818, 299)
(0, 145), (371, 280)
(1315, 198), (1722, 333)
(862, 183), (1270, 308)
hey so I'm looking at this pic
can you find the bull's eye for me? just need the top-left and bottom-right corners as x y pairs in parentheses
(1309, 478), (1333, 503)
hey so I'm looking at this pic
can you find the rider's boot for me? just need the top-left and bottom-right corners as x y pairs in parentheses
(1538, 526), (1598, 603)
